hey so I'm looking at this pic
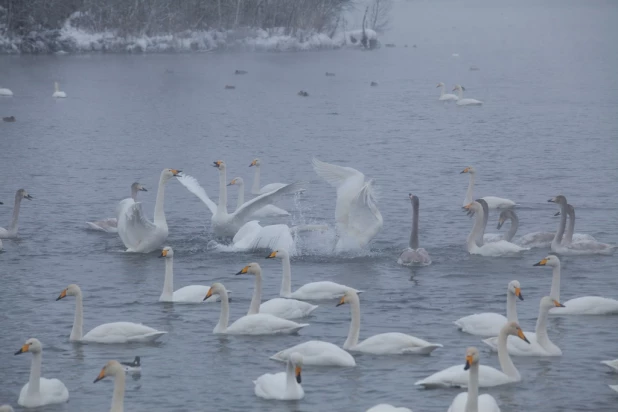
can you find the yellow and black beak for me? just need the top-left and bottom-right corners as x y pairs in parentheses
(464, 354), (473, 370)
(94, 368), (106, 383)
(553, 300), (565, 308)
(265, 251), (277, 259)
(213, 161), (222, 168)
(463, 203), (473, 210)
(235, 266), (250, 275)
(171, 169), (181, 176)
(460, 167), (470, 174)
(515, 287), (524, 301)
(336, 296), (346, 307)
(517, 328), (530, 344)
(249, 160), (257, 167)
(159, 249), (168, 258)
(295, 365), (302, 384)
(203, 288), (214, 301)
(533, 258), (548, 267)
(56, 289), (67, 301)
(14, 344), (29, 355)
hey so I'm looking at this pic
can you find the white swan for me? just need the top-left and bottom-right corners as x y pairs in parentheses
(461, 167), (515, 209)
(57, 284), (167, 343)
(415, 321), (529, 388)
(454, 280), (523, 337)
(159, 246), (224, 303)
(534, 255), (618, 314)
(86, 183), (147, 233)
(477, 205), (555, 248)
(0, 189), (33, 238)
(464, 201), (528, 256)
(453, 85), (482, 106)
(14, 338), (69, 408)
(610, 385), (618, 393)
(337, 290), (442, 355)
(447, 347), (501, 412)
(94, 360), (126, 412)
(437, 82), (458, 101)
(549, 195), (616, 255)
(116, 168), (181, 253)
(312, 158), (383, 251)
(601, 359), (618, 372)
(270, 340), (356, 367)
(204, 282), (309, 335)
(254, 353), (304, 400)
(120, 356), (141, 374)
(557, 204), (597, 246)
(52, 82), (67, 98)
(227, 177), (290, 217)
(483, 296), (563, 356)
(367, 405), (412, 412)
(0, 86), (13, 96)
(237, 262), (318, 320)
(398, 193), (431, 266)
(176, 161), (303, 237)
(266, 249), (360, 300)
(249, 158), (288, 195)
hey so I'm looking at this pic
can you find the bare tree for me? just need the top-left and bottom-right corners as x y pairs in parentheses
(368, 0), (393, 33)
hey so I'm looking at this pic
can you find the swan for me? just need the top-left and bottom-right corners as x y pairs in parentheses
(52, 82), (66, 98)
(249, 158), (288, 195)
(454, 280), (523, 337)
(254, 352), (304, 400)
(116, 168), (181, 253)
(534, 255), (618, 314)
(204, 282), (309, 335)
(549, 195), (616, 255)
(0, 405), (14, 412)
(437, 82), (458, 101)
(86, 183), (147, 233)
(453, 85), (482, 106)
(601, 359), (618, 372)
(56, 284), (167, 343)
(367, 405), (412, 412)
(556, 204), (597, 246)
(14, 338), (69, 408)
(337, 290), (442, 355)
(312, 158), (383, 251)
(120, 356), (141, 374)
(610, 385), (618, 393)
(461, 167), (515, 209)
(270, 340), (356, 367)
(159, 246), (224, 303)
(464, 201), (528, 256)
(227, 177), (290, 217)
(447, 347), (501, 412)
(477, 206), (555, 248)
(94, 360), (126, 412)
(0, 86), (13, 96)
(398, 193), (431, 266)
(415, 321), (529, 388)
(483, 296), (564, 356)
(176, 161), (303, 237)
(0, 189), (33, 238)
(266, 249), (361, 300)
(237, 262), (318, 320)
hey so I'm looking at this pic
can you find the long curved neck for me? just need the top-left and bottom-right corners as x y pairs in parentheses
(497, 329), (520, 379)
(550, 264), (561, 301)
(280, 254), (293, 297)
(131, 186), (138, 201)
(247, 271), (262, 315)
(285, 359), (297, 396)
(218, 169), (228, 213)
(111, 373), (126, 412)
(476, 202), (488, 247)
(467, 207), (484, 252)
(464, 173), (475, 206)
(409, 200), (419, 249)
(71, 292), (84, 341)
(465, 362), (480, 412)
(251, 165), (261, 194)
(153, 172), (168, 225)
(160, 258), (174, 301)
(439, 84), (445, 97)
(343, 297), (361, 349)
(27, 352), (42, 397)
(552, 202), (567, 248)
(563, 207), (575, 245)
(505, 291), (518, 323)
(505, 213), (518, 242)
(535, 305), (551, 348)
(8, 193), (23, 234)
(235, 182), (245, 211)
(215, 289), (230, 332)
(457, 87), (464, 99)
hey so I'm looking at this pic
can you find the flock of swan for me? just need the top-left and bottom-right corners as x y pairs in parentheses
(1, 153), (617, 411)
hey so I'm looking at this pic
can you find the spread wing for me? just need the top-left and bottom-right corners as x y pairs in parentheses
(230, 182), (305, 225)
(176, 174), (217, 215)
(117, 202), (158, 250)
(345, 180), (383, 245)
(312, 157), (364, 188)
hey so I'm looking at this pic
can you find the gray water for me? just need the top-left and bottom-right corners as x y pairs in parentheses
(1, 0), (617, 411)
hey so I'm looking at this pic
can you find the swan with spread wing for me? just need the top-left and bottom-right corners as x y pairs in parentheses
(87, 182), (147, 233)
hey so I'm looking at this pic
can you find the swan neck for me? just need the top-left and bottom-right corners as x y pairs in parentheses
(153, 172), (168, 225)
(280, 255), (293, 297)
(466, 362), (480, 412)
(550, 264), (561, 301)
(464, 173), (475, 206)
(215, 289), (230, 332)
(410, 200), (419, 249)
(161, 258), (174, 301)
(235, 181), (245, 211)
(505, 212), (518, 242)
(111, 373), (126, 412)
(497, 328), (520, 379)
(477, 202), (488, 246)
(552, 202), (567, 247)
(439, 84), (445, 97)
(8, 193), (22, 234)
(344, 296), (361, 349)
(467, 206), (484, 252)
(457, 87), (464, 99)
(535, 305), (551, 347)
(27, 352), (42, 397)
(285, 358), (297, 396)
(563, 207), (575, 245)
(251, 165), (261, 194)
(506, 290), (518, 323)
(218, 168), (228, 213)
(247, 270), (262, 315)
(71, 291), (84, 341)
(131, 186), (138, 201)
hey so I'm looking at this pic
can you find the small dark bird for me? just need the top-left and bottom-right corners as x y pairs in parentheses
(298, 90), (309, 97)
(3, 116), (15, 122)
(325, 72), (336, 77)
(235, 70), (248, 75)
(385, 43), (396, 48)
(224, 85), (236, 89)
(120, 356), (141, 373)
(370, 82), (378, 87)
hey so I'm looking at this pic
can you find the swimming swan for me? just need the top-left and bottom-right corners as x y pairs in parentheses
(461, 167), (515, 209)
(366, 405), (413, 412)
(601, 359), (618, 372)
(57, 284), (167, 343)
(454, 280), (523, 337)
(0, 189), (33, 238)
(204, 282), (309, 335)
(437, 82), (458, 101)
(453, 85), (482, 106)
(483, 296), (564, 356)
(266, 249), (361, 300)
(86, 183), (147, 233)
(557, 204), (597, 246)
(415, 321), (529, 388)
(176, 161), (303, 237)
(447, 347), (501, 412)
(478, 207), (555, 248)
(94, 360), (126, 412)
(52, 82), (66, 98)
(227, 177), (290, 217)
(398, 193), (431, 266)
(0, 86), (13, 96)
(116, 169), (181, 253)
(337, 290), (442, 355)
(14, 338), (69, 408)
(254, 353), (304, 400)
(270, 340), (356, 367)
(534, 255), (618, 314)
(249, 158), (288, 195)
(237, 262), (318, 320)
(159, 246), (224, 303)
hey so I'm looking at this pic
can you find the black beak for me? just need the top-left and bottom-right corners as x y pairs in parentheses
(0, 201), (3, 205)
(141, 188), (148, 192)
(518, 293), (524, 301)
(159, 253), (165, 258)
(547, 198), (554, 203)
(14, 348), (24, 355)
(226, 183), (232, 186)
(296, 373), (302, 384)
(336, 302), (344, 307)
(56, 294), (65, 301)
(464, 360), (470, 370)
(213, 162), (219, 167)
(522, 336), (531, 344)
(94, 376), (104, 383)
(235, 270), (244, 275)
(554, 211), (560, 216)
(460, 171), (465, 174)
(533, 262), (542, 266)
(25, 195), (33, 200)
(497, 221), (504, 229)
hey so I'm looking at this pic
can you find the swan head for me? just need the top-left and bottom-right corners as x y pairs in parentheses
(56, 283), (81, 301)
(249, 158), (261, 167)
(336, 290), (359, 307)
(204, 282), (226, 300)
(94, 360), (124, 383)
(16, 189), (33, 200)
(463, 201), (481, 214)
(160, 246), (173, 258)
(408, 193), (419, 206)
(289, 352), (303, 383)
(497, 209), (515, 229)
(15, 338), (42, 355)
(265, 249), (289, 259)
(235, 262), (261, 276)
(460, 166), (475, 175)
(533, 254), (560, 268)
(227, 177), (243, 186)
(463, 347), (479, 370)
(502, 321), (530, 344)
(453, 84), (465, 92)
(162, 169), (182, 180)
(548, 195), (567, 204)
(507, 280), (523, 301)
(212, 160), (227, 171)
(131, 182), (147, 192)
(436, 82), (445, 87)
(540, 296), (564, 310)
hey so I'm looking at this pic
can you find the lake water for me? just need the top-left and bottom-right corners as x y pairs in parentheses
(1, 0), (617, 411)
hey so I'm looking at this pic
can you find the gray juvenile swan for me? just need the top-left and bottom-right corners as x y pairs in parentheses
(0, 189), (33, 238)
(557, 204), (597, 246)
(86, 182), (147, 233)
(398, 193), (431, 266)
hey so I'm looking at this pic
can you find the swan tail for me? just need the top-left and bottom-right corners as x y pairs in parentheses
(403, 343), (443, 355)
